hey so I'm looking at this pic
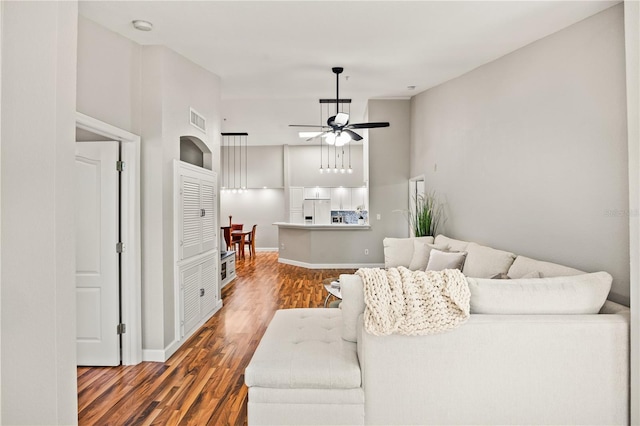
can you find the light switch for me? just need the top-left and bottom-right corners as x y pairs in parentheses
(376, 214), (381, 220)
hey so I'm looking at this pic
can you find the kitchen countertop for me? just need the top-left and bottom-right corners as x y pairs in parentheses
(273, 222), (371, 230)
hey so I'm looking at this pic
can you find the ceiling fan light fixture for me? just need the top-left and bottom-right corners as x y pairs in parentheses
(325, 133), (336, 145)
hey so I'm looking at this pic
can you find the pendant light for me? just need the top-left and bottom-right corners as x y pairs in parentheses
(319, 103), (324, 174)
(221, 132), (249, 194)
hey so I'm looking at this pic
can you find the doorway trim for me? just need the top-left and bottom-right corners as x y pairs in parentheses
(408, 175), (425, 237)
(75, 112), (142, 365)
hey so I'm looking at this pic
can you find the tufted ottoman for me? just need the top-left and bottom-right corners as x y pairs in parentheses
(245, 308), (364, 425)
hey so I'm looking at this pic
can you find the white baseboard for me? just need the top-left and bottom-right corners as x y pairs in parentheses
(142, 299), (223, 362)
(256, 247), (278, 252)
(278, 257), (384, 270)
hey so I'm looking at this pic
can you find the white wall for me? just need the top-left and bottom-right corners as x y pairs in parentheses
(140, 45), (222, 351)
(159, 47), (221, 348)
(410, 5), (629, 303)
(220, 189), (285, 249)
(221, 145), (283, 189)
(1, 1), (78, 424)
(363, 100), (412, 262)
(624, 0), (640, 422)
(77, 22), (222, 356)
(77, 16), (141, 135)
(289, 144), (365, 187)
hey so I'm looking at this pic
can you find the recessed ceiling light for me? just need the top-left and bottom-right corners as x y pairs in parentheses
(132, 20), (153, 31)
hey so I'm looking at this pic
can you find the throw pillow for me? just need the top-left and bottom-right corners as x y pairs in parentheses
(383, 236), (435, 268)
(462, 242), (516, 278)
(521, 271), (541, 279)
(489, 272), (510, 279)
(507, 255), (584, 279)
(408, 241), (449, 271)
(426, 249), (467, 272)
(467, 271), (612, 314)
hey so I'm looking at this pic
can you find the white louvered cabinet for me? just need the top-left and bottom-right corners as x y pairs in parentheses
(179, 254), (218, 338)
(179, 172), (217, 260)
(174, 160), (221, 344)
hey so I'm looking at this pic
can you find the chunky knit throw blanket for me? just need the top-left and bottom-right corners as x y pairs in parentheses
(356, 267), (470, 336)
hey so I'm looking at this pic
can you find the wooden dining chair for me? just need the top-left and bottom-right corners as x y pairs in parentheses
(231, 224), (243, 255)
(243, 225), (257, 258)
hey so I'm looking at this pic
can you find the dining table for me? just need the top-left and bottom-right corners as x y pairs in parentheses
(231, 229), (252, 258)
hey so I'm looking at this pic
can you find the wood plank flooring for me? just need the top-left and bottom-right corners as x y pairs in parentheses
(77, 252), (354, 425)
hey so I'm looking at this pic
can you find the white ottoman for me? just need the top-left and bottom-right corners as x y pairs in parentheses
(245, 308), (364, 425)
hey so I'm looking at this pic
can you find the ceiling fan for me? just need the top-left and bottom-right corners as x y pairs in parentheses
(289, 67), (390, 146)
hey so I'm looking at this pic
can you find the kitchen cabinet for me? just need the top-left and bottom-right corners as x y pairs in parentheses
(304, 186), (330, 199)
(290, 186), (304, 210)
(330, 187), (352, 210)
(351, 187), (367, 211)
(290, 186), (304, 223)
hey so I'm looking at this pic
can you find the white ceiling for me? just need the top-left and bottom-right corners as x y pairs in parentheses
(79, 0), (618, 144)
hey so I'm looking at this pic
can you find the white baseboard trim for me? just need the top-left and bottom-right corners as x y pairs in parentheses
(142, 299), (223, 362)
(256, 247), (278, 252)
(278, 257), (384, 270)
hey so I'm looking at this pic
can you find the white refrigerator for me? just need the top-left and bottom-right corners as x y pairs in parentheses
(303, 199), (331, 225)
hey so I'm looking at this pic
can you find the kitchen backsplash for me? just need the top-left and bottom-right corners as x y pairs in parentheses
(331, 210), (368, 224)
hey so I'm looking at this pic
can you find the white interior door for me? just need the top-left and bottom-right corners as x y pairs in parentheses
(75, 141), (120, 366)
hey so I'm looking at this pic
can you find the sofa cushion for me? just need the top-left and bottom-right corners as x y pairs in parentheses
(467, 272), (612, 314)
(507, 255), (584, 279)
(462, 242), (516, 278)
(245, 308), (361, 389)
(426, 249), (467, 271)
(383, 236), (434, 268)
(340, 274), (365, 342)
(434, 235), (470, 252)
(408, 241), (449, 271)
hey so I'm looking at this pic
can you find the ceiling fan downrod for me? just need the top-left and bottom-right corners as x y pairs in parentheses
(332, 67), (343, 116)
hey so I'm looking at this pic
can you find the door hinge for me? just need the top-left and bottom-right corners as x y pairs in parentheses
(200, 288), (205, 297)
(116, 242), (125, 253)
(117, 323), (126, 335)
(116, 161), (125, 172)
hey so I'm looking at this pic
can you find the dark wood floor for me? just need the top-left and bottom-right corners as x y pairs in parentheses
(77, 252), (354, 425)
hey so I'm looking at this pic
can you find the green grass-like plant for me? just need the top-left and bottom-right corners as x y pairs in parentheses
(410, 192), (443, 237)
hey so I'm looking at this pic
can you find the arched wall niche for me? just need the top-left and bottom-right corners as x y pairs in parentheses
(180, 135), (212, 170)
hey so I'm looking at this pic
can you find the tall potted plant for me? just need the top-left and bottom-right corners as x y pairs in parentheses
(410, 192), (443, 237)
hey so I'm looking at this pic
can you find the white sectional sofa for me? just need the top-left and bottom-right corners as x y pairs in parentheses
(245, 235), (630, 425)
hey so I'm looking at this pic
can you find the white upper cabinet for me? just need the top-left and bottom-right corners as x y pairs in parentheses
(304, 187), (330, 199)
(330, 187), (352, 210)
(351, 187), (367, 211)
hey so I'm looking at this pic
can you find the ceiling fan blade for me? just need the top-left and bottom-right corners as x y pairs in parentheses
(343, 129), (363, 141)
(346, 122), (390, 129)
(306, 131), (331, 142)
(289, 124), (330, 128)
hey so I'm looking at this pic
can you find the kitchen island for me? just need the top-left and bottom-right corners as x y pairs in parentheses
(274, 222), (384, 269)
